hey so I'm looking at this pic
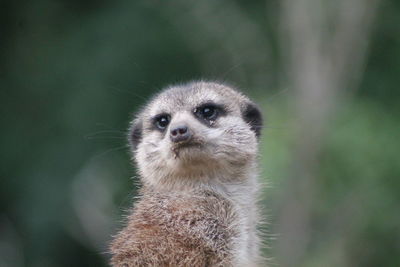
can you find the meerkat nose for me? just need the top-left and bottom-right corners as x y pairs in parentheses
(170, 125), (191, 143)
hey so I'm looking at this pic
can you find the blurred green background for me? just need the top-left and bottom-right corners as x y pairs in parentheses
(1, 0), (399, 266)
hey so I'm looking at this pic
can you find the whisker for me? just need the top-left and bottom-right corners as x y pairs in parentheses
(85, 136), (126, 140)
(85, 130), (125, 136)
(218, 62), (244, 80)
(92, 145), (128, 159)
(84, 130), (127, 141)
(107, 86), (149, 101)
(94, 123), (126, 132)
(260, 125), (288, 130)
(265, 88), (289, 102)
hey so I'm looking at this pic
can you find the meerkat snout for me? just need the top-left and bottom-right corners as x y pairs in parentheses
(170, 124), (191, 143)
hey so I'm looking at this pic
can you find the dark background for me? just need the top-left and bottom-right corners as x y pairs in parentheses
(1, 1), (399, 266)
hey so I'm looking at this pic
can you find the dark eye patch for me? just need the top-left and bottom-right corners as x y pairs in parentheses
(152, 113), (171, 131)
(193, 102), (226, 125)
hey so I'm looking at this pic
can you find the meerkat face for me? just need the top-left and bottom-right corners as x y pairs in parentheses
(129, 82), (263, 187)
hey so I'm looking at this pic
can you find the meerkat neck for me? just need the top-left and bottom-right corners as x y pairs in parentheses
(142, 167), (258, 195)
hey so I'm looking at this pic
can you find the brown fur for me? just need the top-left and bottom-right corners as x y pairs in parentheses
(110, 189), (237, 267)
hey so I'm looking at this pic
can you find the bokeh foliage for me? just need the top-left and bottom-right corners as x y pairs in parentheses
(1, 0), (399, 266)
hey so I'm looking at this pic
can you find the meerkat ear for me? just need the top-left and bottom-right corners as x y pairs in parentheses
(242, 102), (263, 139)
(129, 119), (142, 150)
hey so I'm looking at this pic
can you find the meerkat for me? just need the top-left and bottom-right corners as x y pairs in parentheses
(110, 81), (263, 267)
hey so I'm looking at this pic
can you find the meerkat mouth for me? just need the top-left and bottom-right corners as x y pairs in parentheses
(171, 141), (204, 159)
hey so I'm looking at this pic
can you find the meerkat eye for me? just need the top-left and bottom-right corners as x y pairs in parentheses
(195, 104), (219, 121)
(154, 114), (171, 130)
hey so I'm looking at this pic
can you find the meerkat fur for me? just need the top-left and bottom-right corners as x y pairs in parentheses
(110, 81), (264, 266)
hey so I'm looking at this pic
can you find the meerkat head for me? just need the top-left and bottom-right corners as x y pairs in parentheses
(129, 81), (263, 189)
